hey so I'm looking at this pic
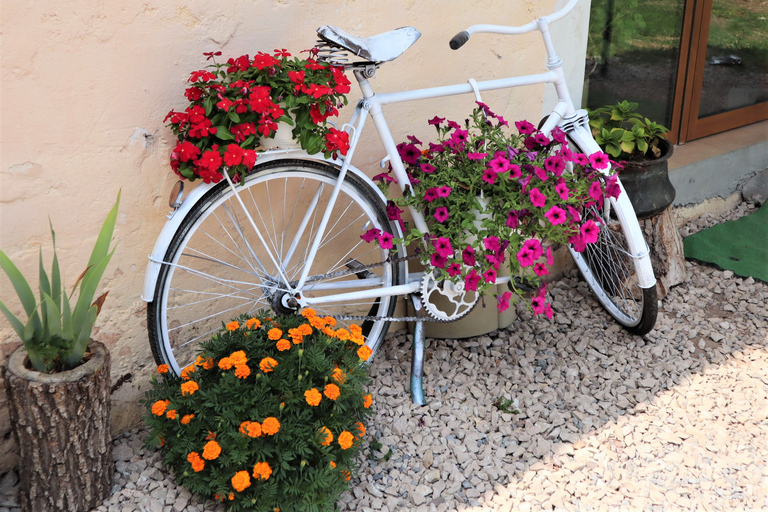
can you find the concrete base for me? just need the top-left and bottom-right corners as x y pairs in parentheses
(742, 168), (768, 206)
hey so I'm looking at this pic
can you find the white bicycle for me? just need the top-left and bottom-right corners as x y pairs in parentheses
(142, 0), (657, 380)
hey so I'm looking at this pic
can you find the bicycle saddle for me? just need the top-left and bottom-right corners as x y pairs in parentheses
(316, 25), (421, 62)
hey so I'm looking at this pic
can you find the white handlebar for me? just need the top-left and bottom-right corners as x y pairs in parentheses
(462, 0), (579, 38)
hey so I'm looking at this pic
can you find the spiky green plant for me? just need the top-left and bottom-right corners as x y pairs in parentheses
(0, 193), (120, 373)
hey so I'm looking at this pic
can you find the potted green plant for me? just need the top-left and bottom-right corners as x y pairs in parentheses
(143, 309), (372, 512)
(370, 103), (621, 319)
(165, 49), (351, 185)
(588, 100), (675, 218)
(0, 194), (119, 512)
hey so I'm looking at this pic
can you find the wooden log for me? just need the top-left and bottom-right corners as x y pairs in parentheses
(640, 207), (687, 299)
(3, 341), (113, 512)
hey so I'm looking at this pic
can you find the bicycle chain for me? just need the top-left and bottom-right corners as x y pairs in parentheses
(304, 253), (453, 323)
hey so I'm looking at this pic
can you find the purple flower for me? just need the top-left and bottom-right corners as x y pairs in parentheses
(436, 186), (451, 198)
(573, 153), (589, 166)
(407, 135), (422, 145)
(507, 146), (520, 158)
(433, 207), (449, 223)
(534, 262), (549, 276)
(483, 236), (501, 253)
(546, 246), (554, 266)
(432, 237), (453, 257)
(533, 166), (548, 181)
(581, 220), (600, 244)
(386, 201), (403, 222)
(373, 172), (397, 184)
(430, 252), (447, 269)
(524, 137), (539, 151)
(525, 151), (538, 161)
(378, 232), (394, 250)
(519, 175), (532, 194)
(544, 205), (567, 225)
(361, 228), (380, 243)
(516, 239), (543, 267)
(462, 245), (476, 266)
(589, 181), (603, 202)
(446, 263), (462, 277)
(483, 268), (497, 284)
(568, 233), (587, 252)
(421, 163), (436, 174)
(555, 179), (570, 201)
(424, 188), (438, 203)
(464, 269), (481, 291)
(467, 152), (488, 161)
(544, 156), (565, 176)
(428, 116), (445, 126)
(482, 167), (498, 185)
(508, 164), (522, 179)
(506, 210), (519, 229)
(488, 155), (511, 173)
(428, 142), (445, 154)
(551, 127), (567, 144)
(496, 291), (512, 312)
(398, 143), (421, 165)
(447, 120), (461, 130)
(589, 151), (610, 170)
(515, 120), (535, 135)
(529, 187), (547, 208)
(604, 175), (621, 199)
(534, 133), (551, 146)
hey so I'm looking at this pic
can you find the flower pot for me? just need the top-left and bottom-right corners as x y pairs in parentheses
(618, 138), (675, 219)
(263, 106), (300, 150)
(3, 341), (113, 512)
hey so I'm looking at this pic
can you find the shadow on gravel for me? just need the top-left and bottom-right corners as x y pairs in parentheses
(352, 264), (768, 511)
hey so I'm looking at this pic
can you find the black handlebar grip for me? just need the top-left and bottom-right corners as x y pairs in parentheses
(449, 31), (470, 50)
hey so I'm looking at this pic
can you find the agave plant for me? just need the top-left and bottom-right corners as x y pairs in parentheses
(0, 194), (119, 373)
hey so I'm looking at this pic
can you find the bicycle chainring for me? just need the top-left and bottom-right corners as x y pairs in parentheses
(420, 270), (479, 322)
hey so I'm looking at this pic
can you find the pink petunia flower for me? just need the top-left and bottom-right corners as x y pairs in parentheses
(424, 188), (438, 203)
(580, 220), (600, 244)
(516, 239), (543, 267)
(446, 263), (462, 277)
(432, 237), (453, 257)
(421, 164), (436, 174)
(468, 152), (488, 161)
(589, 151), (610, 170)
(515, 120), (536, 135)
(588, 181), (604, 202)
(482, 167), (498, 185)
(496, 291), (512, 312)
(378, 232), (394, 250)
(488, 155), (512, 173)
(534, 262), (549, 276)
(483, 268), (497, 284)
(508, 164), (522, 179)
(555, 179), (570, 201)
(433, 207), (449, 223)
(430, 252), (447, 269)
(544, 156), (566, 176)
(436, 186), (452, 198)
(573, 153), (589, 166)
(465, 269), (481, 291)
(529, 188), (547, 208)
(361, 228), (380, 243)
(544, 205), (567, 225)
(483, 236), (501, 253)
(533, 166), (549, 181)
(462, 246), (476, 266)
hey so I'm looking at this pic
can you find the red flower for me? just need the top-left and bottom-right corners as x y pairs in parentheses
(231, 123), (256, 143)
(258, 118), (278, 137)
(188, 70), (216, 83)
(186, 105), (207, 124)
(305, 83), (332, 99)
(188, 119), (216, 138)
(309, 103), (337, 124)
(198, 149), (223, 173)
(216, 95), (233, 112)
(173, 141), (201, 163)
(242, 150), (258, 169)
(304, 59), (326, 71)
(331, 67), (351, 94)
(223, 144), (245, 167)
(324, 128), (350, 156)
(184, 87), (204, 101)
(288, 70), (305, 84)
(248, 86), (275, 114)
(252, 52), (279, 70)
(227, 55), (251, 73)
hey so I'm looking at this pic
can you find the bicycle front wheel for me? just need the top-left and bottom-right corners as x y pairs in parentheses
(569, 186), (658, 335)
(147, 159), (400, 374)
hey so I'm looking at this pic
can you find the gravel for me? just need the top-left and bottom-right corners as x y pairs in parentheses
(1, 202), (766, 512)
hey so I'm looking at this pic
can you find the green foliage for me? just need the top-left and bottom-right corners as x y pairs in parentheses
(588, 101), (669, 161)
(0, 194), (120, 373)
(142, 310), (373, 512)
(492, 396), (520, 415)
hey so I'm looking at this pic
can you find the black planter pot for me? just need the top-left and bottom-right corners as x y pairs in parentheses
(618, 139), (675, 219)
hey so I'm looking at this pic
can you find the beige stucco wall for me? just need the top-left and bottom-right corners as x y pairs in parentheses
(0, 0), (588, 471)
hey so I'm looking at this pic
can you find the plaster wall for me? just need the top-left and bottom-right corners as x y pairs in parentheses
(0, 0), (588, 471)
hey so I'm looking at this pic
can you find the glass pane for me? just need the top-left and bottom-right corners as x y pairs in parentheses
(584, 0), (685, 129)
(698, 0), (768, 118)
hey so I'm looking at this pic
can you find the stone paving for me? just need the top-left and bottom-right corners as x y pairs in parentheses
(0, 202), (766, 512)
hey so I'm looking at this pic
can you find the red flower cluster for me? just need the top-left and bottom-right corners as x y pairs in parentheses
(166, 49), (352, 183)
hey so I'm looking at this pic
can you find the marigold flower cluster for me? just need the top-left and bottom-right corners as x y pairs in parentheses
(166, 50), (352, 184)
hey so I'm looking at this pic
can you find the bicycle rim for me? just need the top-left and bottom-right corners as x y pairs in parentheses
(148, 160), (399, 373)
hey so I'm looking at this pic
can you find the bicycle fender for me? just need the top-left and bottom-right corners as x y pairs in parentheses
(141, 150), (402, 302)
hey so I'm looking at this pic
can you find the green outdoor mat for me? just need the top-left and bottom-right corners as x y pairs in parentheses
(683, 204), (768, 283)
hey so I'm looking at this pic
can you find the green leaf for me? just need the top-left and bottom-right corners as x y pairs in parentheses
(241, 135), (255, 148)
(214, 126), (235, 141)
(636, 138), (649, 153)
(0, 300), (26, 341)
(0, 249), (42, 334)
(38, 248), (51, 339)
(228, 111), (241, 124)
(203, 96), (213, 116)
(49, 221), (62, 312)
(41, 293), (62, 339)
(620, 140), (635, 154)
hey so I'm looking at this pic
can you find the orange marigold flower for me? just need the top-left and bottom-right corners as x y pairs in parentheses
(350, 333), (365, 345)
(231, 470), (251, 492)
(309, 316), (325, 329)
(229, 492), (234, 501)
(323, 316), (336, 327)
(301, 308), (316, 318)
(246, 421), (262, 438)
(234, 364), (251, 379)
(331, 367), (346, 384)
(319, 426), (333, 446)
(357, 345), (372, 361)
(218, 357), (234, 370)
(245, 317), (261, 329)
(335, 328), (350, 341)
(166, 409), (177, 420)
(342, 469), (351, 481)
(259, 357), (278, 373)
(239, 421), (251, 436)
(354, 421), (366, 437)
(159, 438), (165, 447)
(181, 364), (195, 380)
(226, 321), (240, 331)
(261, 417), (280, 435)
(338, 430), (354, 450)
(201, 357), (214, 369)
(297, 324), (313, 335)
(252, 461), (272, 480)
(187, 452), (204, 472)
(205, 431), (217, 440)
(363, 394), (373, 408)
(157, 364), (169, 374)
(276, 338), (291, 351)
(304, 388), (322, 406)
(151, 399), (170, 416)
(180, 381), (199, 396)
(202, 440), (222, 460)
(350, 324), (362, 335)
(230, 350), (247, 365)
(324, 383), (341, 400)
(267, 328), (282, 340)
(181, 414), (195, 425)
(329, 460), (337, 468)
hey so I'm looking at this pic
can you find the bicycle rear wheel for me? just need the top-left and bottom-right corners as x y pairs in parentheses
(566, 141), (657, 335)
(147, 159), (400, 374)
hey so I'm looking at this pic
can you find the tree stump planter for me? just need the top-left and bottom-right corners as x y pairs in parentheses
(3, 341), (113, 512)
